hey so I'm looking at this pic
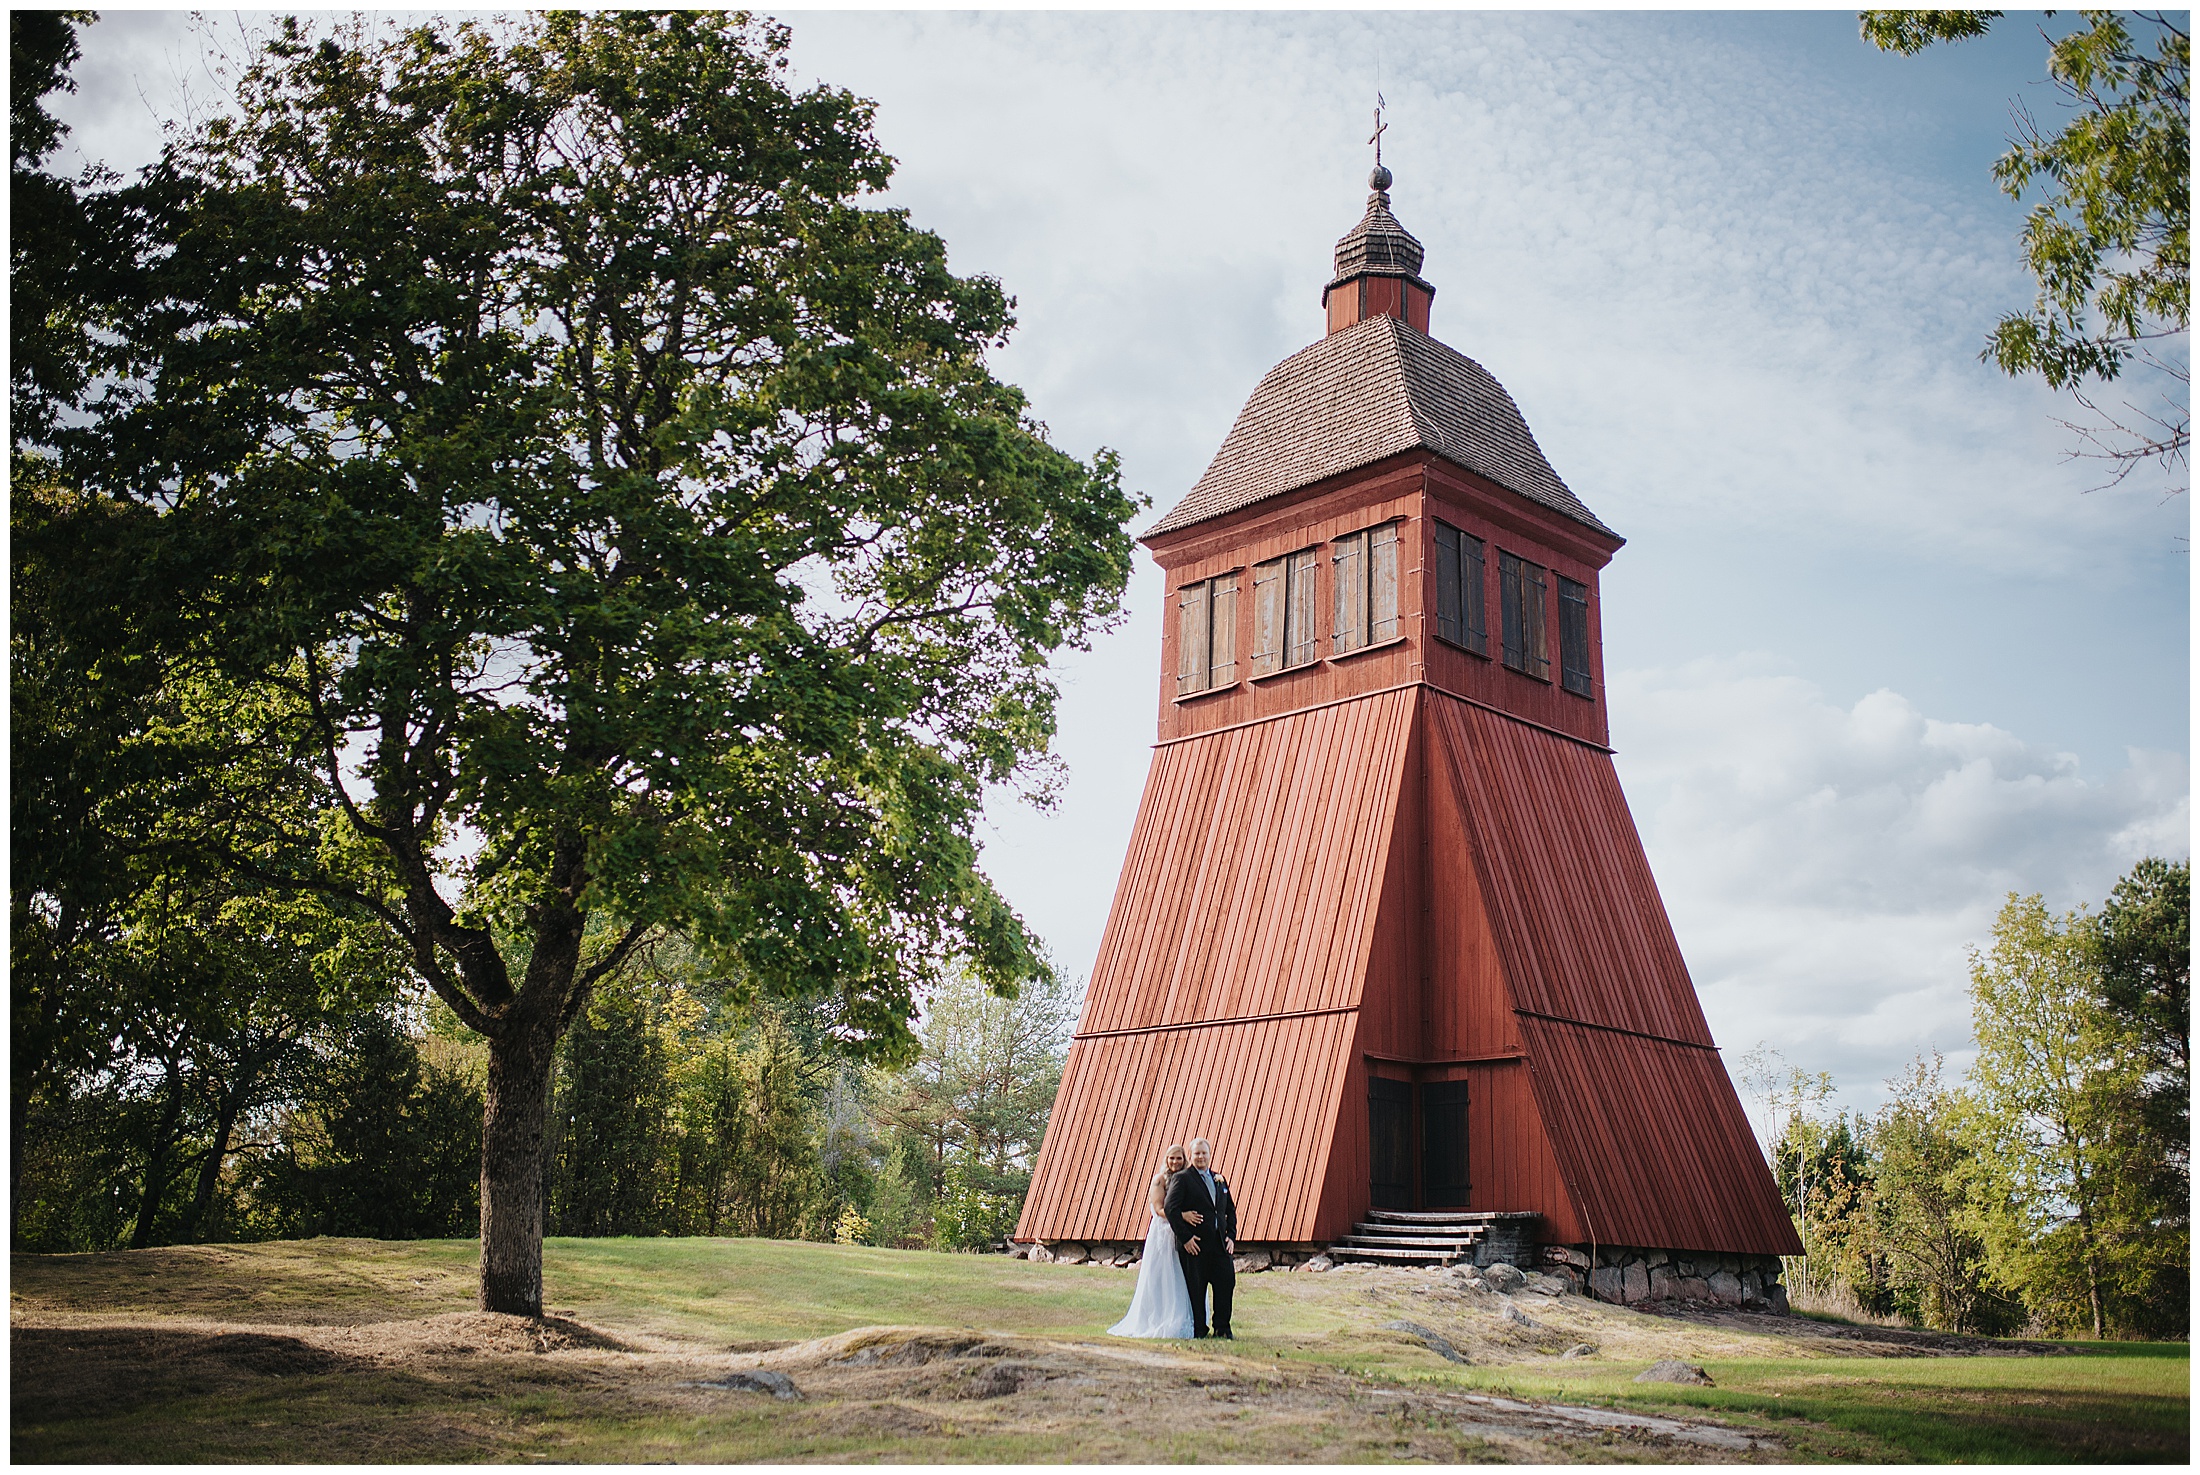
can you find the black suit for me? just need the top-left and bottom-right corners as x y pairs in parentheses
(1164, 1165), (1237, 1337)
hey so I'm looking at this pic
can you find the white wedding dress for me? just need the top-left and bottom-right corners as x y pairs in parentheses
(1108, 1213), (1195, 1338)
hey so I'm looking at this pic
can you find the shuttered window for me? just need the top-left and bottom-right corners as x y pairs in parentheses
(1332, 521), (1401, 655)
(1432, 520), (1488, 656)
(1498, 549), (1549, 680)
(1558, 575), (1592, 698)
(1173, 571), (1240, 697)
(1252, 548), (1322, 675)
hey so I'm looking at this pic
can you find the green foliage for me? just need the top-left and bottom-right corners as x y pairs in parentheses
(1870, 1055), (2023, 1333)
(1963, 891), (2165, 1337)
(1862, 10), (2189, 482)
(246, 1011), (485, 1240)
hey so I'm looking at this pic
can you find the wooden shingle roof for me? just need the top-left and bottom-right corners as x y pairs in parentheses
(1145, 314), (1619, 542)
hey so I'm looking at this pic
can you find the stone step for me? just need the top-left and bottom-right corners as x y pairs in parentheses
(1364, 1209), (1536, 1224)
(1348, 1224), (1486, 1240)
(1327, 1245), (1466, 1264)
(1339, 1234), (1483, 1250)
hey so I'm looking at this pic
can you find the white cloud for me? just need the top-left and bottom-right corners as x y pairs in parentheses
(1611, 657), (2188, 1103)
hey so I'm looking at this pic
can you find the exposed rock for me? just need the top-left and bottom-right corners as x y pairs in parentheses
(1110, 1254), (1136, 1269)
(1303, 1253), (1335, 1272)
(1560, 1342), (1599, 1359)
(1634, 1358), (1714, 1387)
(1053, 1242), (1090, 1266)
(685, 1370), (803, 1400)
(1233, 1248), (1273, 1274)
(1542, 1245), (1589, 1269)
(1708, 1270), (1744, 1304)
(1524, 1271), (1568, 1297)
(1382, 1319), (1470, 1364)
(1026, 1243), (1054, 1264)
(1767, 1282), (1790, 1315)
(1482, 1262), (1527, 1293)
(1500, 1301), (1541, 1330)
(1007, 1242), (1031, 1260)
(1622, 1262), (1649, 1302)
(963, 1364), (1038, 1400)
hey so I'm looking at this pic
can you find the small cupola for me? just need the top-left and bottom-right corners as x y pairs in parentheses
(1322, 165), (1435, 336)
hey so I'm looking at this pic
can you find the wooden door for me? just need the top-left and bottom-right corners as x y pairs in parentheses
(1420, 1079), (1471, 1206)
(1369, 1077), (1413, 1209)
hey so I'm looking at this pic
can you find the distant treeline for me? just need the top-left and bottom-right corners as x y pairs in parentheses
(15, 933), (1071, 1257)
(1748, 858), (2187, 1341)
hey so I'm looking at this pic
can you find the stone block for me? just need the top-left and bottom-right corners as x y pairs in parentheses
(1634, 1359), (1713, 1387)
(1648, 1264), (1678, 1300)
(1767, 1282), (1790, 1315)
(1543, 1245), (1590, 1268)
(1708, 1270), (1744, 1304)
(1233, 1249), (1273, 1273)
(1674, 1258), (1697, 1278)
(1590, 1265), (1624, 1303)
(1303, 1253), (1335, 1272)
(1645, 1248), (1669, 1268)
(1055, 1242), (1089, 1265)
(1622, 1262), (1650, 1302)
(1027, 1243), (1053, 1264)
(1676, 1276), (1710, 1301)
(1483, 1262), (1527, 1293)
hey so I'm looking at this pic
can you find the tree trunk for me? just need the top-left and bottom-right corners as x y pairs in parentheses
(130, 1053), (189, 1250)
(479, 1008), (561, 1315)
(186, 1090), (246, 1242)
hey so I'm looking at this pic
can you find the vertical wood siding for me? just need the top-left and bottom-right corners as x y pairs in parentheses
(1079, 689), (1416, 1033)
(1519, 1016), (1801, 1255)
(1020, 688), (1417, 1244)
(1015, 1011), (1360, 1244)
(1431, 693), (1712, 1043)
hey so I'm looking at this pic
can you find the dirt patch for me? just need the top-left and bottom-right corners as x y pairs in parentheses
(317, 1311), (635, 1361)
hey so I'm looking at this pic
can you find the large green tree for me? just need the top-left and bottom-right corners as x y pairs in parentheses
(1861, 10), (2190, 487)
(1962, 892), (2158, 1337)
(68, 13), (1135, 1314)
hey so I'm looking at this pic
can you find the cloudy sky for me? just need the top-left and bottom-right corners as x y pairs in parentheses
(55, 10), (2189, 1116)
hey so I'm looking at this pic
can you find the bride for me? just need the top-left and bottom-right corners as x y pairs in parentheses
(1108, 1144), (1196, 1339)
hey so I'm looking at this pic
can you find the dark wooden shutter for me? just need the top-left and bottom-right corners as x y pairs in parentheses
(1420, 1080), (1470, 1207)
(1434, 522), (1462, 646)
(1211, 572), (1239, 687)
(1558, 576), (1591, 697)
(1369, 1077), (1413, 1210)
(1250, 559), (1282, 677)
(1369, 522), (1400, 643)
(1462, 533), (1488, 656)
(1286, 550), (1321, 668)
(1524, 559), (1549, 680)
(1499, 550), (1525, 671)
(1175, 581), (1209, 697)
(1332, 531), (1366, 653)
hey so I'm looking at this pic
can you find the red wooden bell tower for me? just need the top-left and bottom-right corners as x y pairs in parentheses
(1017, 169), (1799, 1292)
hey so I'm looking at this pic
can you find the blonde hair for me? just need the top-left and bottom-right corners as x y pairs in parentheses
(1150, 1144), (1188, 1215)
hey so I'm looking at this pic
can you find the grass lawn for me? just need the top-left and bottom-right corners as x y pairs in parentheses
(11, 1236), (2188, 1463)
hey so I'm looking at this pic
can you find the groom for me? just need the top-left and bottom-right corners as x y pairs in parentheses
(1164, 1136), (1237, 1338)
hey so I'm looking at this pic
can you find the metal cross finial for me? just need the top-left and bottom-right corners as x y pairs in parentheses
(1369, 91), (1388, 167)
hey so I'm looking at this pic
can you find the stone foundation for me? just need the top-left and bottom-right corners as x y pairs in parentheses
(1010, 1236), (1785, 1311)
(1543, 1244), (1788, 1313)
(1010, 1240), (1318, 1273)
